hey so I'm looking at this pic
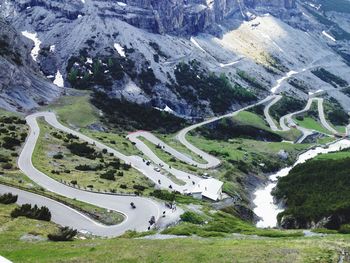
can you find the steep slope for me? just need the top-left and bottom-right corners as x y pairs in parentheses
(0, 19), (60, 111)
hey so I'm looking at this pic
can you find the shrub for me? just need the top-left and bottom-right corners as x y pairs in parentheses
(133, 185), (146, 191)
(75, 164), (103, 171)
(180, 211), (204, 224)
(122, 163), (131, 171)
(2, 163), (13, 170)
(100, 170), (116, 181)
(2, 136), (21, 150)
(66, 133), (79, 140)
(67, 142), (96, 159)
(11, 204), (51, 221)
(150, 190), (175, 201)
(108, 159), (121, 169)
(53, 153), (64, 159)
(51, 132), (63, 139)
(0, 154), (10, 163)
(0, 193), (18, 204)
(48, 226), (77, 241)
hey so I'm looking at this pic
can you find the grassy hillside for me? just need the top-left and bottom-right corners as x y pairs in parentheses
(46, 91), (99, 128)
(0, 203), (345, 263)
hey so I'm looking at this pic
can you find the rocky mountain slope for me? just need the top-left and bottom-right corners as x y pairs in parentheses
(0, 19), (60, 111)
(0, 0), (349, 116)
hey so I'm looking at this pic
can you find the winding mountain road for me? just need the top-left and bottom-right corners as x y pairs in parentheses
(175, 95), (275, 163)
(316, 98), (338, 135)
(0, 185), (126, 236)
(1, 89), (313, 236)
(264, 96), (339, 142)
(128, 96), (275, 175)
(2, 96), (273, 235)
(15, 112), (167, 237)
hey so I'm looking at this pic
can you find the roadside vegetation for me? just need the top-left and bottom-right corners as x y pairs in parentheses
(82, 129), (142, 156)
(138, 137), (204, 175)
(157, 134), (206, 164)
(269, 95), (305, 122)
(295, 116), (331, 134)
(0, 113), (33, 187)
(195, 115), (283, 142)
(234, 111), (302, 141)
(323, 98), (348, 133)
(33, 119), (154, 195)
(162, 209), (303, 238)
(0, 112), (126, 225)
(293, 98), (348, 134)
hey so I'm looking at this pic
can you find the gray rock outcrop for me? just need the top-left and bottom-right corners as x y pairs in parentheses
(0, 19), (60, 111)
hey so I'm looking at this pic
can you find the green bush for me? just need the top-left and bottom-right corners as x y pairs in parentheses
(237, 70), (266, 90)
(2, 136), (21, 150)
(48, 226), (77, 241)
(150, 190), (175, 201)
(75, 164), (103, 171)
(0, 193), (18, 204)
(133, 185), (146, 191)
(53, 153), (64, 159)
(180, 211), (204, 224)
(67, 142), (96, 159)
(0, 154), (10, 163)
(1, 162), (13, 170)
(100, 170), (116, 181)
(11, 204), (51, 221)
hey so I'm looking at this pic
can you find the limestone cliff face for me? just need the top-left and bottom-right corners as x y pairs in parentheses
(245, 0), (296, 9)
(0, 0), (297, 36)
(109, 0), (297, 34)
